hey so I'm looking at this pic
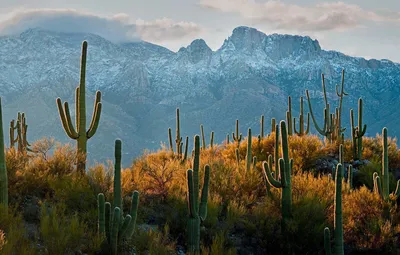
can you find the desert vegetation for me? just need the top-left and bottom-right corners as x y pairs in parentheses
(0, 41), (399, 255)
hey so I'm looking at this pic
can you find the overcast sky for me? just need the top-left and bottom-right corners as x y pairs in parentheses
(0, 0), (399, 62)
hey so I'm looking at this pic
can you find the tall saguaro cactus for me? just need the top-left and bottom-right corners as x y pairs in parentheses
(186, 135), (210, 253)
(262, 121), (293, 231)
(350, 98), (367, 160)
(98, 140), (139, 254)
(294, 96), (310, 136)
(324, 163), (344, 255)
(306, 70), (347, 144)
(56, 41), (102, 173)
(0, 98), (7, 208)
(373, 128), (400, 200)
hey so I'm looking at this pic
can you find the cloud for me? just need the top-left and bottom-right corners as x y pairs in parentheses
(0, 8), (203, 43)
(199, 0), (400, 32)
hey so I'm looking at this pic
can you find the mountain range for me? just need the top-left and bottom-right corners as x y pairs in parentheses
(0, 26), (399, 166)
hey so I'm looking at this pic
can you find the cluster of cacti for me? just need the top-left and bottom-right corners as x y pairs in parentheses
(293, 96), (310, 136)
(324, 163), (344, 255)
(262, 121), (293, 231)
(10, 112), (33, 154)
(56, 41), (102, 173)
(0, 98), (7, 208)
(350, 98), (367, 160)
(186, 135), (210, 253)
(306, 70), (347, 144)
(168, 108), (188, 162)
(200, 124), (214, 150)
(97, 140), (139, 254)
(232, 119), (242, 147)
(373, 128), (400, 200)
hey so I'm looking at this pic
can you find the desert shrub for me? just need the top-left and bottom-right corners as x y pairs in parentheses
(0, 205), (36, 255)
(343, 186), (399, 251)
(39, 203), (90, 254)
(288, 134), (324, 172)
(132, 224), (176, 255)
(207, 231), (236, 255)
(132, 150), (184, 201)
(363, 134), (400, 169)
(87, 161), (114, 199)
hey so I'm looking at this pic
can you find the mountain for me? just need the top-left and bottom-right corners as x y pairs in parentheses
(0, 26), (399, 166)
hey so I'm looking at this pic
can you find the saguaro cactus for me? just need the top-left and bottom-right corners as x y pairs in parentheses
(56, 41), (102, 173)
(373, 128), (400, 200)
(286, 96), (293, 135)
(350, 98), (367, 160)
(262, 121), (292, 231)
(0, 98), (7, 208)
(10, 112), (32, 154)
(294, 96), (310, 136)
(306, 70), (347, 144)
(186, 135), (210, 253)
(97, 140), (139, 254)
(232, 119), (242, 147)
(258, 115), (264, 141)
(246, 128), (252, 171)
(324, 163), (344, 255)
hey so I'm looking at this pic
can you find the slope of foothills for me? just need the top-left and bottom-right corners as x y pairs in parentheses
(0, 41), (399, 255)
(2, 26), (400, 166)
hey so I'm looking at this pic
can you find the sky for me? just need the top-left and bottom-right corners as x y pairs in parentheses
(0, 0), (399, 62)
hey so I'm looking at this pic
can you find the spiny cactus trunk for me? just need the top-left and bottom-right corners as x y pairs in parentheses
(56, 41), (102, 174)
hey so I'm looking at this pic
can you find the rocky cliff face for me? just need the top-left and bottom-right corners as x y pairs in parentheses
(0, 27), (399, 166)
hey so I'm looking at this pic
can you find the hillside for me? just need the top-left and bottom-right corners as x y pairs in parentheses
(0, 26), (400, 165)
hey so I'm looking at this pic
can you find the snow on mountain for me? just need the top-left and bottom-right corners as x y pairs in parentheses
(0, 26), (400, 165)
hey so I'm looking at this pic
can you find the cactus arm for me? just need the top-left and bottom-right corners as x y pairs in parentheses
(182, 136), (189, 162)
(260, 115), (264, 139)
(168, 128), (174, 153)
(305, 112), (310, 134)
(210, 131), (214, 149)
(87, 91), (102, 138)
(324, 227), (332, 255)
(262, 161), (282, 188)
(246, 128), (252, 171)
(98, 193), (106, 235)
(293, 117), (299, 135)
(125, 191), (139, 238)
(347, 165), (353, 190)
(306, 90), (328, 135)
(110, 207), (121, 255)
(56, 98), (79, 139)
(75, 87), (80, 128)
(105, 202), (111, 243)
(119, 215), (132, 238)
(199, 165), (210, 221)
(187, 169), (196, 217)
(200, 124), (206, 150)
(394, 180), (400, 198)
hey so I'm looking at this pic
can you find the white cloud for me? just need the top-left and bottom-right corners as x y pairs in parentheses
(199, 0), (400, 32)
(0, 8), (203, 43)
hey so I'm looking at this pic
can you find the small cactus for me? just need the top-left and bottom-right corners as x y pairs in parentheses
(97, 140), (139, 254)
(350, 98), (367, 160)
(373, 128), (400, 200)
(232, 119), (242, 147)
